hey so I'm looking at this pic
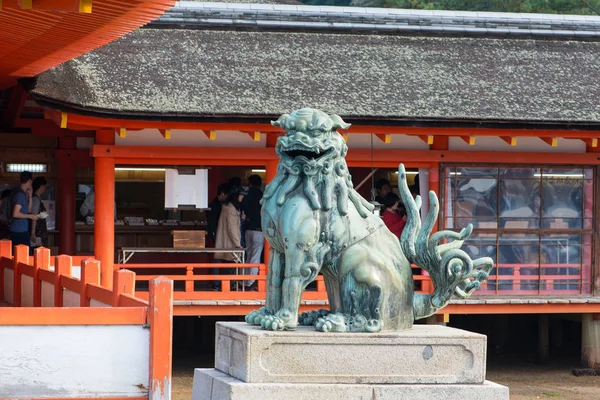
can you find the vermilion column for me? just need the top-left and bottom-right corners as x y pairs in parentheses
(94, 130), (115, 288)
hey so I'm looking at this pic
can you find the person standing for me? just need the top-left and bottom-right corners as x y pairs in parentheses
(0, 189), (12, 240)
(242, 174), (264, 290)
(10, 171), (38, 249)
(30, 177), (49, 248)
(381, 192), (407, 239)
(375, 178), (391, 211)
(207, 183), (230, 246)
(208, 183), (230, 290)
(214, 192), (242, 290)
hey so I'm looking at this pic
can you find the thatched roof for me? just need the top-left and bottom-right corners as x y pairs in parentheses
(23, 4), (600, 126)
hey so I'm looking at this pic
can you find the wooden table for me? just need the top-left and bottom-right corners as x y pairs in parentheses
(118, 247), (246, 264)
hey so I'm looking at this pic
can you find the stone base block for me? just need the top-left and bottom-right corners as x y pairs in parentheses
(215, 322), (486, 384)
(192, 368), (510, 400)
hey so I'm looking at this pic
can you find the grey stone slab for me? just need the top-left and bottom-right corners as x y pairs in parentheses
(214, 322), (486, 385)
(192, 369), (509, 400)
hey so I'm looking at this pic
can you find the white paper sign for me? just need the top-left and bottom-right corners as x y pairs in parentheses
(165, 169), (208, 209)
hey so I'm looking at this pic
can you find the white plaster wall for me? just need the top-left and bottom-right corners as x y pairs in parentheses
(448, 136), (586, 153)
(4, 269), (13, 304)
(346, 133), (430, 150)
(90, 298), (111, 308)
(21, 275), (33, 307)
(0, 325), (149, 398)
(116, 129), (267, 148)
(63, 289), (80, 307)
(41, 281), (54, 307)
(71, 266), (81, 279)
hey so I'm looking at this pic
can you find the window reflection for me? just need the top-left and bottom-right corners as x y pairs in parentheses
(443, 165), (593, 295)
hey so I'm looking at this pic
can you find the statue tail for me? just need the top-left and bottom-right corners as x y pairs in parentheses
(396, 164), (494, 321)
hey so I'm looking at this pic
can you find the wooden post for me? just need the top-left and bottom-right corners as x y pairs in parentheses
(113, 269), (135, 307)
(95, 129), (116, 288)
(54, 255), (72, 307)
(57, 137), (77, 255)
(582, 313), (600, 368)
(0, 240), (11, 300)
(258, 263), (266, 293)
(0, 240), (12, 258)
(13, 244), (29, 306)
(33, 247), (51, 307)
(149, 276), (173, 400)
(185, 266), (193, 293)
(80, 258), (101, 307)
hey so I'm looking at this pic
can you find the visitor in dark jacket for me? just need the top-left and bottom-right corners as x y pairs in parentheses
(241, 174), (264, 290)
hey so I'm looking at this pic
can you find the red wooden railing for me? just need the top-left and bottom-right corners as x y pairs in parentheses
(118, 260), (590, 301)
(117, 262), (433, 302)
(0, 240), (173, 400)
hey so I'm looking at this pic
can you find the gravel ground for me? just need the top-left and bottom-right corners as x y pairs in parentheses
(172, 355), (600, 400)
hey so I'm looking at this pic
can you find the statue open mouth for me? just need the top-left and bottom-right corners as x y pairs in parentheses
(282, 146), (333, 160)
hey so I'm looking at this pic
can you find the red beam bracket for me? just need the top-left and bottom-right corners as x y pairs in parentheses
(540, 137), (558, 147)
(460, 136), (476, 146)
(500, 136), (517, 146)
(159, 129), (171, 140)
(419, 135), (434, 145)
(375, 134), (391, 144)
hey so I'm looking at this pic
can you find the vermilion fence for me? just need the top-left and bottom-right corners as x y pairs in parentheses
(116, 262), (433, 302)
(118, 260), (587, 301)
(0, 240), (173, 400)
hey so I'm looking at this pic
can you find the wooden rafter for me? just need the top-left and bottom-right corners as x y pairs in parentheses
(540, 137), (558, 147)
(0, 0), (176, 89)
(418, 135), (434, 145)
(243, 131), (261, 141)
(60, 112), (68, 129)
(9, 0), (93, 12)
(375, 134), (391, 144)
(159, 129), (171, 139)
(116, 127), (126, 138)
(460, 136), (476, 145)
(581, 138), (598, 148)
(500, 136), (517, 146)
(342, 133), (348, 142)
(202, 130), (216, 141)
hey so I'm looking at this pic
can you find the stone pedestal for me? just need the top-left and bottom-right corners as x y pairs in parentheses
(192, 322), (509, 400)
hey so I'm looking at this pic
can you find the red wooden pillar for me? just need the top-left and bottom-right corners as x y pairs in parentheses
(94, 130), (115, 288)
(57, 137), (76, 255)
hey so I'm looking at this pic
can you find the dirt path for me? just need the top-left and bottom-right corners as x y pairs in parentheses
(172, 356), (600, 400)
(487, 360), (600, 400)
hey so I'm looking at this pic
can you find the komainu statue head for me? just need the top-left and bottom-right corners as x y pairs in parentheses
(247, 108), (493, 333)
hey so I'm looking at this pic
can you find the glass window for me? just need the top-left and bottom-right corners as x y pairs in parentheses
(442, 164), (593, 296)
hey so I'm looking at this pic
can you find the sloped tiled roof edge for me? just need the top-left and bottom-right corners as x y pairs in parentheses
(24, 9), (600, 125)
(155, 2), (600, 38)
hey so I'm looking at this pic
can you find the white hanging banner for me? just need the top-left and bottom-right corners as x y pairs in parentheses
(165, 169), (208, 209)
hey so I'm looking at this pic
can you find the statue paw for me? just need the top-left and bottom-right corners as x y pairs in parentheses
(261, 309), (296, 331)
(245, 307), (273, 326)
(299, 308), (330, 326)
(315, 313), (348, 332)
(260, 315), (286, 331)
(349, 315), (383, 333)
